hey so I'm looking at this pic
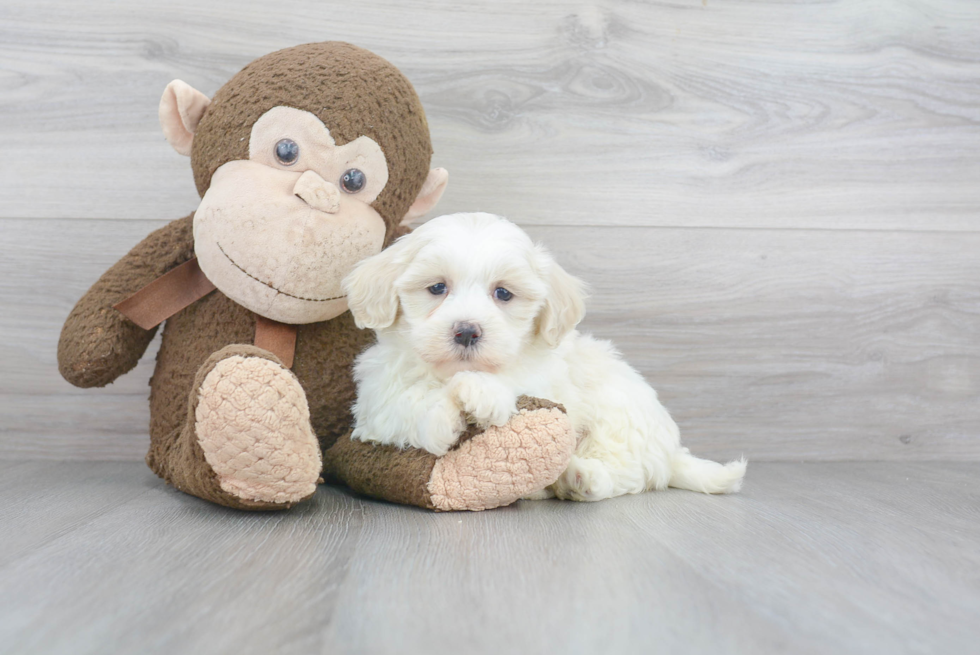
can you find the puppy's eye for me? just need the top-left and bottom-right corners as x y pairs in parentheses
(428, 283), (447, 295)
(340, 168), (366, 193)
(275, 139), (299, 165)
(494, 287), (513, 301)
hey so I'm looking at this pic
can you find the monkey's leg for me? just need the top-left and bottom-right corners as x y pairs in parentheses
(323, 397), (576, 511)
(147, 344), (321, 510)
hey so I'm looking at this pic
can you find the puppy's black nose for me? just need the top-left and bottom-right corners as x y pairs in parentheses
(453, 322), (482, 348)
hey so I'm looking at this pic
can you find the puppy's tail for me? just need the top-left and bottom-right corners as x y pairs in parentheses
(668, 448), (747, 494)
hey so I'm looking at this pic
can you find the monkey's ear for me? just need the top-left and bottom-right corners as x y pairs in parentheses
(400, 168), (449, 226)
(159, 80), (211, 157)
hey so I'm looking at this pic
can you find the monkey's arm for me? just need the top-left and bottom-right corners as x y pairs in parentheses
(58, 214), (195, 388)
(323, 397), (576, 511)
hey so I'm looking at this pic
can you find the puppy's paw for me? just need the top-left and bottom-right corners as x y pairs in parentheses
(448, 371), (517, 428)
(554, 456), (616, 502)
(417, 398), (465, 457)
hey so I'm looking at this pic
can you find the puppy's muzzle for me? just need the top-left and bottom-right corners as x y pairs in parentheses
(453, 321), (482, 348)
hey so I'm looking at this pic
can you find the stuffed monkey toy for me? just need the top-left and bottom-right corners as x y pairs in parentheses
(57, 42), (575, 511)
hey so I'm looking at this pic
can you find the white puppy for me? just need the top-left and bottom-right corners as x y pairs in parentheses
(342, 212), (746, 501)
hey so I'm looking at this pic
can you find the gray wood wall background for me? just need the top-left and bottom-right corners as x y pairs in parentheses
(1, 0), (977, 462)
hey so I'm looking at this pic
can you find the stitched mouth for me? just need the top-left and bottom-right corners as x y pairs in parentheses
(216, 242), (346, 303)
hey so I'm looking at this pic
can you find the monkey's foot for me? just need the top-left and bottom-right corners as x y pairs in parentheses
(195, 348), (321, 505)
(427, 397), (576, 511)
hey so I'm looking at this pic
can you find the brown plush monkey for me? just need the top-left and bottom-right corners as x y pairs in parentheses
(58, 42), (575, 511)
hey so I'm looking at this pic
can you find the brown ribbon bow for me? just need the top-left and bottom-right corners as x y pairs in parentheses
(112, 257), (298, 368)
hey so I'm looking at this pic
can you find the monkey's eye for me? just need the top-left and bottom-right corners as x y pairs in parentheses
(428, 283), (447, 295)
(340, 168), (366, 193)
(275, 139), (299, 166)
(494, 287), (513, 302)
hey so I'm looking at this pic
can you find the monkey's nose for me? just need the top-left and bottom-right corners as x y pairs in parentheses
(294, 170), (340, 213)
(453, 322), (482, 348)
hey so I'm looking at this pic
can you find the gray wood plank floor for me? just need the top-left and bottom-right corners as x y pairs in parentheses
(1, 460), (976, 655)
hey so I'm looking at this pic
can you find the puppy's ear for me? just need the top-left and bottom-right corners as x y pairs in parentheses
(343, 235), (420, 330)
(536, 248), (587, 347)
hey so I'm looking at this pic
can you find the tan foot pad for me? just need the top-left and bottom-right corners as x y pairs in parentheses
(428, 406), (575, 511)
(195, 355), (322, 505)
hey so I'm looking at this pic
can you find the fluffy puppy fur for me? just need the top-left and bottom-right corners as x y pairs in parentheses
(342, 212), (746, 501)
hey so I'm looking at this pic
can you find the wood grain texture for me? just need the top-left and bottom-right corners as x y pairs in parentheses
(0, 0), (979, 229)
(1, 1), (978, 462)
(0, 461), (156, 567)
(0, 219), (159, 460)
(0, 461), (977, 655)
(529, 225), (980, 461)
(2, 219), (978, 461)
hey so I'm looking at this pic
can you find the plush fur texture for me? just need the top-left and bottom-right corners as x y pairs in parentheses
(195, 351), (322, 504)
(58, 44), (574, 511)
(428, 397), (575, 510)
(345, 213), (747, 501)
(190, 42), (431, 244)
(193, 105), (393, 324)
(324, 396), (575, 511)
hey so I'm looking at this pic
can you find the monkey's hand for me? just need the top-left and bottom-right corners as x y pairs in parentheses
(58, 214), (196, 388)
(324, 396), (576, 511)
